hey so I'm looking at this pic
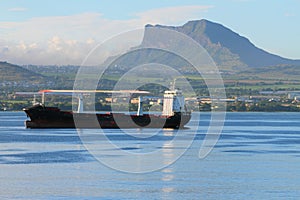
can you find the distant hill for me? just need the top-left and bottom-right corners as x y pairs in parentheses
(145, 19), (300, 71)
(2, 19), (300, 83)
(0, 61), (45, 81)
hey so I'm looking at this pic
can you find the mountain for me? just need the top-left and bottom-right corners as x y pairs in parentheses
(0, 61), (45, 82)
(145, 19), (300, 71)
(2, 19), (300, 84)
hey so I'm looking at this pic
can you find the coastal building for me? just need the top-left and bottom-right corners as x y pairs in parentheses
(287, 92), (300, 100)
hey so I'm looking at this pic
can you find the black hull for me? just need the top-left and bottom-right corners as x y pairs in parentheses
(24, 105), (191, 129)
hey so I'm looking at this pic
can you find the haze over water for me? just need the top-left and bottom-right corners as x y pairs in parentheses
(0, 112), (299, 199)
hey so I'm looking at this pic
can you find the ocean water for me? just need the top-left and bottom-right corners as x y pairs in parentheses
(0, 112), (300, 199)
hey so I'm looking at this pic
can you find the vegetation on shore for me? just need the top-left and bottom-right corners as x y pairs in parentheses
(1, 62), (300, 112)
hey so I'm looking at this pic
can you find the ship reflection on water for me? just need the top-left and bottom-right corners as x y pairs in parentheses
(76, 126), (193, 173)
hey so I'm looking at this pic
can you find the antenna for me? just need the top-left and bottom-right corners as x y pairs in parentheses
(171, 78), (176, 90)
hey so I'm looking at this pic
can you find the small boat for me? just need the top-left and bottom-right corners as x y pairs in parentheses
(22, 89), (191, 129)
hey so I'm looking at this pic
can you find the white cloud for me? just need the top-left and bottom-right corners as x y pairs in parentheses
(230, 0), (252, 2)
(48, 36), (63, 51)
(8, 7), (27, 12)
(135, 5), (213, 25)
(86, 38), (95, 45)
(285, 12), (296, 17)
(0, 5), (213, 65)
(17, 41), (27, 50)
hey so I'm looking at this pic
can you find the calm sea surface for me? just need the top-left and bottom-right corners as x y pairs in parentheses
(0, 112), (300, 199)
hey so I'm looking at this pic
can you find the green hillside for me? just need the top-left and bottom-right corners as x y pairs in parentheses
(0, 61), (45, 82)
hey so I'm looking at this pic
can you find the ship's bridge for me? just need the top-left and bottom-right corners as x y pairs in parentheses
(162, 89), (185, 116)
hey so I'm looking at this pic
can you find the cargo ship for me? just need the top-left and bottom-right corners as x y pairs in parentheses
(22, 89), (191, 129)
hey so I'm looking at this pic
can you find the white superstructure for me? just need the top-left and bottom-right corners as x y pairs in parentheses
(162, 89), (185, 116)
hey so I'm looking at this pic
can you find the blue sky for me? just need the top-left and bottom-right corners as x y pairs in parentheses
(0, 0), (299, 65)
